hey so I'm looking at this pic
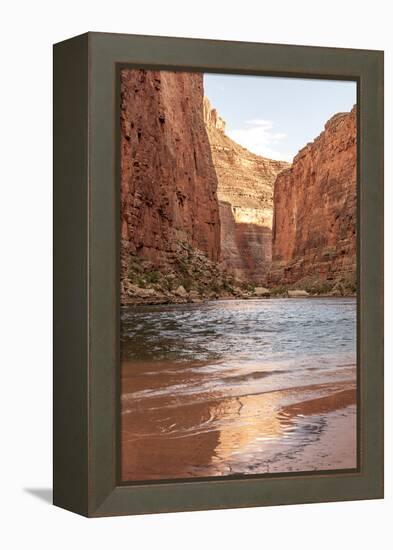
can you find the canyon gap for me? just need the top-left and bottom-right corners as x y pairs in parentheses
(203, 97), (289, 283)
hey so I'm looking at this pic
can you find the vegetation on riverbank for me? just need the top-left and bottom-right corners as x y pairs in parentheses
(121, 242), (272, 305)
(121, 243), (356, 305)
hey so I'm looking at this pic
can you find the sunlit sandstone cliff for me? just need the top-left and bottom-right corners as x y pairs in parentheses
(121, 69), (220, 267)
(203, 97), (289, 283)
(269, 106), (357, 294)
(120, 69), (222, 302)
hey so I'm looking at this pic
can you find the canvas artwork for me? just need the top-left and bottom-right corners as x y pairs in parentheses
(119, 69), (357, 482)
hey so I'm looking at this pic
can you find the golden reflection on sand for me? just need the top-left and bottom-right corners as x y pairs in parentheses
(121, 359), (356, 481)
(209, 392), (284, 469)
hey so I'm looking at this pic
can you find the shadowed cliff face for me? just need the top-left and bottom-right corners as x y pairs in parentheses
(270, 107), (357, 294)
(203, 97), (289, 283)
(120, 69), (220, 279)
(218, 202), (273, 281)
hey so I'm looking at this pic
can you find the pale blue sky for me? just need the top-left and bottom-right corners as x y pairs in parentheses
(204, 74), (357, 162)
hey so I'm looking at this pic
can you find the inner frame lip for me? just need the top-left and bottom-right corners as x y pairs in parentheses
(114, 62), (361, 488)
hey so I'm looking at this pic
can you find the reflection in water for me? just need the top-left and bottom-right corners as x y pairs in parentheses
(210, 392), (284, 473)
(121, 298), (357, 481)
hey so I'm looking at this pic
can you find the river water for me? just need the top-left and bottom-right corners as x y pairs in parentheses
(120, 298), (357, 481)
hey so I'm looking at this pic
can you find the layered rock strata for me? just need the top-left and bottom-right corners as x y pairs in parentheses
(270, 107), (357, 294)
(120, 69), (221, 303)
(203, 97), (289, 283)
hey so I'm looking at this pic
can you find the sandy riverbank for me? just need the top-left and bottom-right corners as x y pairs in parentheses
(121, 360), (357, 481)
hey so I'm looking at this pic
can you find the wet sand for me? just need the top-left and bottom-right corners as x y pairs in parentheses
(121, 360), (357, 481)
(266, 405), (356, 473)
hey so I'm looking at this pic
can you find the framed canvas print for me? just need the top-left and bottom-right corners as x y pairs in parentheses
(53, 32), (384, 517)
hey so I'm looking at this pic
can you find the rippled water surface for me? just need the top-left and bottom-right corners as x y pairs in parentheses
(121, 298), (357, 481)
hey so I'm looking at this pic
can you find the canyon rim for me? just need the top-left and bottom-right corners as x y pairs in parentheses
(120, 69), (358, 482)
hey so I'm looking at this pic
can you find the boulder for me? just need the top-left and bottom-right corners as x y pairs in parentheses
(133, 287), (157, 298)
(188, 290), (201, 303)
(173, 285), (188, 298)
(254, 287), (270, 297)
(287, 289), (309, 297)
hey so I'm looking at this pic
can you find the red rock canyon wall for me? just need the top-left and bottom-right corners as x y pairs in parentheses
(120, 69), (221, 281)
(270, 107), (357, 291)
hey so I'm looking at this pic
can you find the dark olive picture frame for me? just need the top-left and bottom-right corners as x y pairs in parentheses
(53, 32), (383, 517)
